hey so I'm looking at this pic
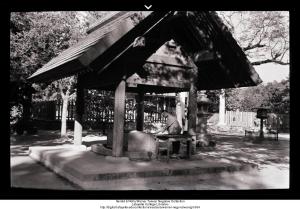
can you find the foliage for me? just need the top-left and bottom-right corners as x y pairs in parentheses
(225, 77), (289, 114)
(205, 90), (221, 113)
(10, 11), (150, 99)
(10, 104), (23, 126)
(11, 12), (82, 82)
(84, 90), (114, 109)
(196, 90), (220, 113)
(10, 11), (108, 133)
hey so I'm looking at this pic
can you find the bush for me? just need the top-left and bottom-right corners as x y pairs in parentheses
(10, 104), (23, 134)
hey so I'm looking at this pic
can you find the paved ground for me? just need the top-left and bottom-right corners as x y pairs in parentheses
(11, 155), (80, 190)
(10, 130), (289, 190)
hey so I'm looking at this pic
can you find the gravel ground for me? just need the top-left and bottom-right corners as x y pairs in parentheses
(10, 130), (289, 190)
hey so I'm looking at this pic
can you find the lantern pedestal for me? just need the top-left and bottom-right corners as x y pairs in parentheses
(253, 107), (270, 143)
(196, 112), (210, 146)
(254, 107), (270, 141)
(196, 91), (215, 148)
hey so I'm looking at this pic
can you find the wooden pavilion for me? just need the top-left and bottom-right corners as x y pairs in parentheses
(28, 11), (262, 157)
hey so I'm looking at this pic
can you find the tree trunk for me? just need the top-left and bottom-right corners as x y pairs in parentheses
(61, 95), (69, 137)
(136, 91), (144, 131)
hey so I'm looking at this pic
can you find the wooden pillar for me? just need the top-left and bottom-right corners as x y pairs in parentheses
(74, 79), (84, 145)
(188, 83), (197, 135)
(136, 90), (144, 131)
(259, 118), (264, 138)
(188, 82), (197, 153)
(112, 78), (126, 157)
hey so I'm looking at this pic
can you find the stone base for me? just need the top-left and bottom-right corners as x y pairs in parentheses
(28, 146), (257, 190)
(127, 131), (158, 159)
(128, 151), (153, 161)
(91, 144), (112, 156)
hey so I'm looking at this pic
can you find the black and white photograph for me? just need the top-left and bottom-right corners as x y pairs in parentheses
(9, 10), (290, 193)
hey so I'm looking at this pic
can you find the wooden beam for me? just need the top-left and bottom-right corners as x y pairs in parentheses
(80, 71), (121, 90)
(136, 91), (145, 131)
(145, 54), (194, 68)
(112, 77), (126, 157)
(126, 70), (192, 90)
(74, 78), (84, 145)
(193, 50), (216, 63)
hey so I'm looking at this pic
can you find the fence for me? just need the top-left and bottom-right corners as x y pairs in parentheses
(225, 111), (257, 128)
(32, 99), (289, 132)
(32, 95), (176, 127)
(208, 111), (289, 132)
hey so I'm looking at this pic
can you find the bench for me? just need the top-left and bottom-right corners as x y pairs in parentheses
(267, 129), (279, 141)
(155, 134), (193, 162)
(245, 129), (256, 137)
(245, 128), (279, 140)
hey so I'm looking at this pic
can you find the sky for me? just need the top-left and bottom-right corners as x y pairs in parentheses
(254, 63), (289, 84)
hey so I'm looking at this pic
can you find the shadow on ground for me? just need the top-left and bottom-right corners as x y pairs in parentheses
(195, 135), (289, 168)
(10, 130), (106, 156)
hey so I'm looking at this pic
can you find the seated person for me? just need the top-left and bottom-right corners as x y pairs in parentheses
(154, 110), (182, 157)
(154, 110), (182, 134)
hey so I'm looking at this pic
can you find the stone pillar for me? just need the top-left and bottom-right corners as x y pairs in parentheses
(196, 91), (210, 146)
(188, 83), (197, 153)
(218, 89), (226, 126)
(136, 91), (144, 131)
(112, 78), (126, 157)
(175, 93), (183, 132)
(182, 92), (188, 132)
(74, 80), (84, 145)
(197, 113), (209, 144)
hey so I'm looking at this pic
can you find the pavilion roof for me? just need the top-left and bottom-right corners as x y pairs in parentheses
(28, 11), (262, 91)
(28, 11), (137, 82)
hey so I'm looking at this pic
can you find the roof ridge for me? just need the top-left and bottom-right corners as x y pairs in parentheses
(86, 11), (131, 34)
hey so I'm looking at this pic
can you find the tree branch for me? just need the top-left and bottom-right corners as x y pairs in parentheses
(252, 59), (289, 65)
(243, 43), (266, 51)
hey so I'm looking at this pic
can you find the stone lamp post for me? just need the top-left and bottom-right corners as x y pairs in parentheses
(196, 91), (212, 146)
(256, 107), (270, 139)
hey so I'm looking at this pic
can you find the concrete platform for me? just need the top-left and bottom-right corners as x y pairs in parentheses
(29, 145), (257, 190)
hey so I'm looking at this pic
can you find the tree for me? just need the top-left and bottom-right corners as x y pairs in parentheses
(264, 77), (290, 114)
(216, 11), (289, 119)
(10, 11), (150, 137)
(10, 11), (108, 136)
(225, 77), (290, 114)
(218, 11), (289, 65)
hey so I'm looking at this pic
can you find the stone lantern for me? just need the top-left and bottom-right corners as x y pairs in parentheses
(256, 106), (270, 138)
(196, 91), (211, 145)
